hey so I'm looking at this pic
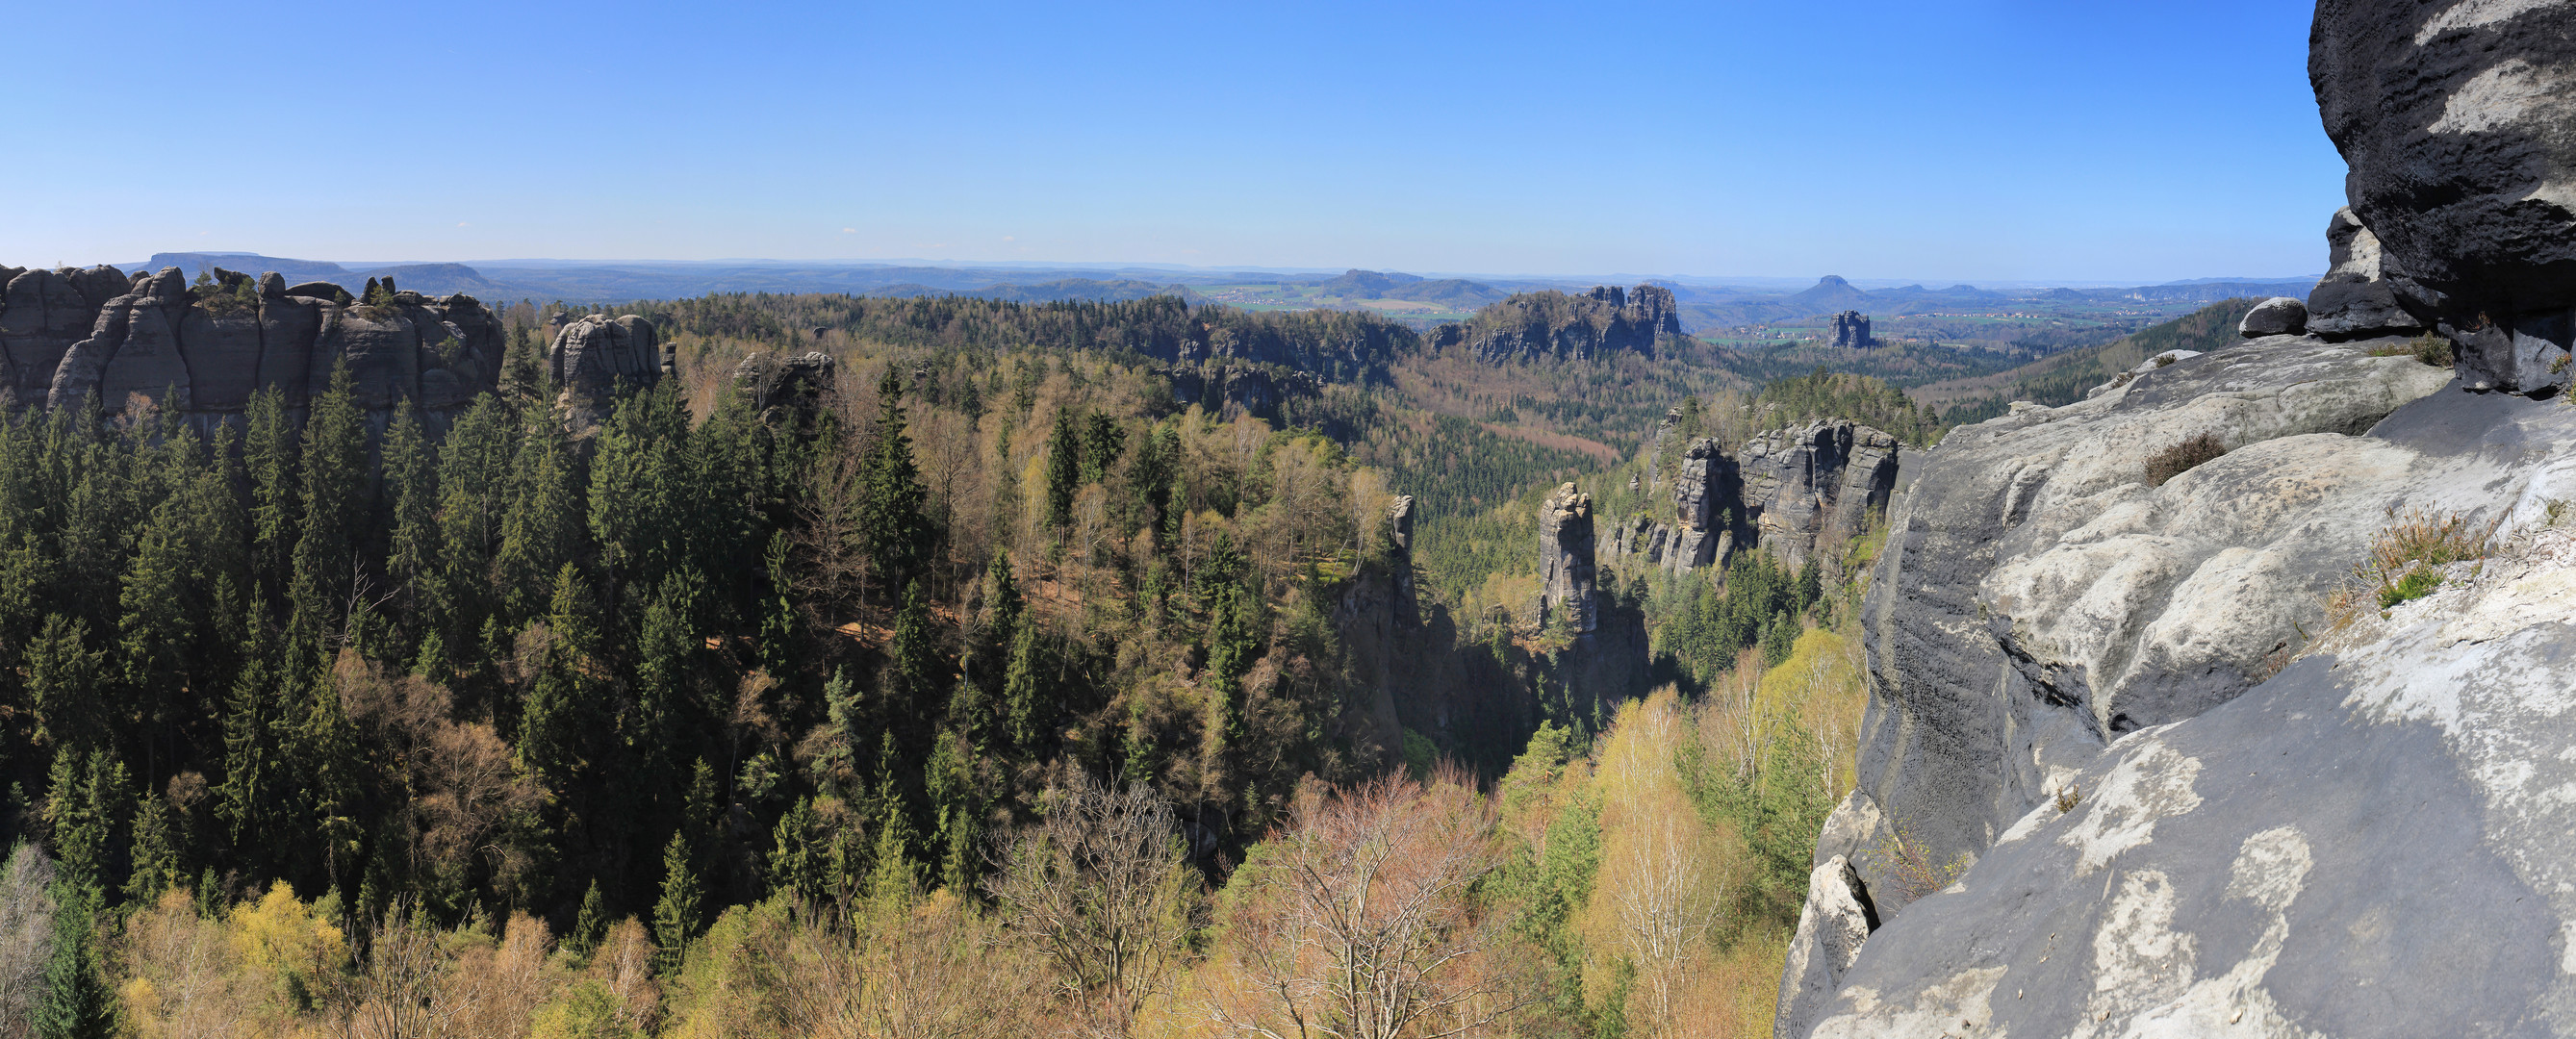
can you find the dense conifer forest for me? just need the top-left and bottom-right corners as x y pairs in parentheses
(0, 290), (1922, 1038)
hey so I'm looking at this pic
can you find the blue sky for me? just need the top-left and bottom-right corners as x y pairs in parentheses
(0, 1), (2341, 284)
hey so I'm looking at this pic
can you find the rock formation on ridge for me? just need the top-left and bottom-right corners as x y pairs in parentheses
(1426, 284), (1681, 362)
(1538, 483), (1598, 636)
(0, 263), (501, 429)
(1827, 310), (1875, 349)
(548, 313), (666, 426)
(1614, 418), (1900, 580)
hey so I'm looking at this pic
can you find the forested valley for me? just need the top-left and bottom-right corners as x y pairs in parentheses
(0, 285), (1942, 1038)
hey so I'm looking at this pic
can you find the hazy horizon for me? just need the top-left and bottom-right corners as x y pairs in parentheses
(5, 1), (2341, 284)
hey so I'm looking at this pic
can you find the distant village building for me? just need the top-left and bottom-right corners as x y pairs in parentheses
(1827, 311), (1875, 349)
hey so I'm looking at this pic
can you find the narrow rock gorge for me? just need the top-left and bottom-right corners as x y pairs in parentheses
(1777, 3), (2576, 1034)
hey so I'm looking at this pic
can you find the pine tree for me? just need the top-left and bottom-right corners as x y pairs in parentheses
(519, 564), (598, 781)
(650, 831), (700, 976)
(854, 369), (930, 593)
(759, 532), (796, 675)
(32, 886), (112, 1039)
(1043, 407), (1082, 527)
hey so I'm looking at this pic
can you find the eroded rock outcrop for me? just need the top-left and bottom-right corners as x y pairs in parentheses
(2313, 0), (2576, 392)
(1827, 311), (1875, 349)
(1615, 419), (1899, 580)
(2304, 206), (2428, 340)
(1539, 484), (1598, 636)
(1426, 284), (1680, 362)
(548, 314), (666, 425)
(0, 263), (501, 425)
(732, 350), (837, 421)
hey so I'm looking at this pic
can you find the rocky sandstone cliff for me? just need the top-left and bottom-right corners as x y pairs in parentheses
(1614, 418), (1900, 580)
(1426, 284), (1680, 362)
(0, 264), (502, 426)
(1779, 5), (2576, 1030)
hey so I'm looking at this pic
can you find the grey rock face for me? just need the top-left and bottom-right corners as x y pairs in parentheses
(2312, 0), (2576, 392)
(2236, 296), (2308, 338)
(5, 260), (501, 425)
(2305, 206), (2428, 341)
(1426, 283), (1681, 362)
(1739, 420), (1900, 577)
(1779, 340), (2515, 1035)
(731, 350), (838, 418)
(1538, 483), (1597, 636)
(1617, 419), (1900, 581)
(1802, 510), (2576, 1035)
(0, 268), (112, 398)
(548, 313), (664, 424)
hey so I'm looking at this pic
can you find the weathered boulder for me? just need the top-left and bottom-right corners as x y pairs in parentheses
(2236, 296), (2308, 338)
(2305, 206), (2427, 340)
(1775, 856), (1877, 1039)
(2312, 0), (2576, 392)
(548, 313), (664, 424)
(1538, 483), (1597, 636)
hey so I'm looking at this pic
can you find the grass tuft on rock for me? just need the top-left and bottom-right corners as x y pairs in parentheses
(2144, 433), (2228, 487)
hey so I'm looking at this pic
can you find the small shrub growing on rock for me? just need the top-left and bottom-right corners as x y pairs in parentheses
(1872, 820), (1970, 903)
(2053, 784), (2080, 813)
(2327, 507), (2500, 627)
(2368, 333), (2454, 367)
(2144, 433), (2228, 487)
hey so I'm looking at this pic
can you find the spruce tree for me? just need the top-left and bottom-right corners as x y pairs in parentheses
(865, 800), (921, 909)
(32, 886), (112, 1039)
(125, 793), (179, 902)
(27, 616), (106, 755)
(243, 387), (299, 599)
(1003, 619), (1049, 751)
(287, 363), (367, 657)
(41, 750), (126, 896)
(570, 880), (608, 957)
(382, 400), (439, 650)
(854, 369), (930, 594)
(766, 797), (824, 905)
(434, 393), (515, 647)
(650, 831), (700, 976)
(882, 581), (937, 747)
(1043, 407), (1082, 527)
(494, 413), (580, 627)
(1081, 412), (1125, 486)
(1205, 583), (1260, 748)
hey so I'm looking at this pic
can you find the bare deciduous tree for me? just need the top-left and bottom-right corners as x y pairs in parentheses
(985, 773), (1199, 1038)
(0, 845), (55, 1039)
(1206, 773), (1535, 1039)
